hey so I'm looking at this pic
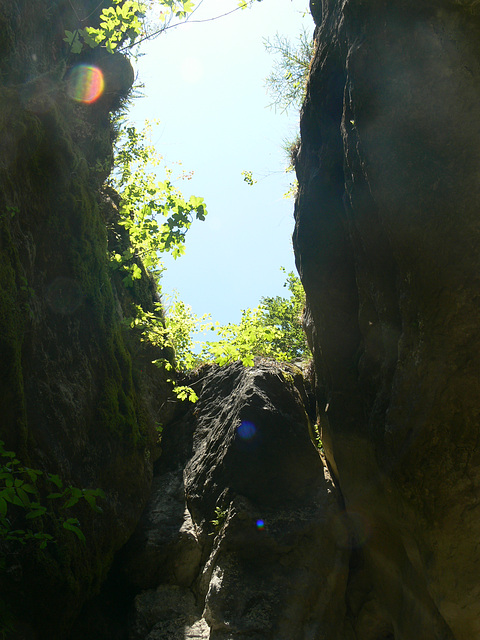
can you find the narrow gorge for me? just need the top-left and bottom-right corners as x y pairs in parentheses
(1, 1), (480, 639)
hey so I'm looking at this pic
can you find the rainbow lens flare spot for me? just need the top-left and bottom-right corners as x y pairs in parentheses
(67, 65), (104, 104)
(237, 421), (256, 440)
(256, 519), (265, 530)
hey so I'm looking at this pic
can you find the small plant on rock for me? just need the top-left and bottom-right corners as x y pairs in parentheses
(210, 506), (228, 534)
(0, 440), (105, 547)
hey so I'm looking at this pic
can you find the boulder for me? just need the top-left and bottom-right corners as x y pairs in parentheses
(122, 361), (350, 639)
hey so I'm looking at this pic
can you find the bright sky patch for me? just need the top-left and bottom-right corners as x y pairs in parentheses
(180, 56), (204, 84)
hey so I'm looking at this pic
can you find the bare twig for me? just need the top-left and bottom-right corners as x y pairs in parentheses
(118, 0), (259, 53)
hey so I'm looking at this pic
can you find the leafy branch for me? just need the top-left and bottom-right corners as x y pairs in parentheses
(117, 0), (265, 52)
(124, 300), (202, 402)
(264, 26), (315, 114)
(210, 506), (228, 534)
(108, 120), (207, 286)
(64, 0), (147, 54)
(64, 0), (264, 57)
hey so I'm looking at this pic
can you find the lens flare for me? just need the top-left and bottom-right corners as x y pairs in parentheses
(67, 65), (104, 104)
(256, 519), (265, 530)
(46, 277), (84, 315)
(237, 421), (256, 440)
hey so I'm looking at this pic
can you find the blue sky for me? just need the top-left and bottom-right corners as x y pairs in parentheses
(128, 0), (312, 324)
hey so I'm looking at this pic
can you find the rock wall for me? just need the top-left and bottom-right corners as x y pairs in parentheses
(0, 2), (173, 636)
(294, 1), (480, 638)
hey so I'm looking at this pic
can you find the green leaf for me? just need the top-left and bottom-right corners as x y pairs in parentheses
(101, 6), (117, 19)
(63, 30), (77, 46)
(26, 507), (47, 519)
(83, 492), (102, 513)
(241, 354), (255, 367)
(16, 487), (31, 507)
(5, 493), (24, 507)
(63, 518), (86, 542)
(106, 40), (118, 53)
(65, 30), (83, 54)
(173, 385), (198, 403)
(48, 474), (63, 489)
(26, 468), (42, 482)
(83, 28), (105, 47)
(21, 484), (37, 494)
(131, 263), (142, 280)
(63, 491), (82, 509)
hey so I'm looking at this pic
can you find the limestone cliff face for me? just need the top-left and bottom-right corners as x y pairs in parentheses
(294, 1), (480, 638)
(0, 2), (173, 636)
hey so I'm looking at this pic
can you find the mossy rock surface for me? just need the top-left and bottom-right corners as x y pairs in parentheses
(0, 1), (176, 636)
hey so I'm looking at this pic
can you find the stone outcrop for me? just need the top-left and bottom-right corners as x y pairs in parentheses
(294, 1), (480, 638)
(113, 361), (349, 640)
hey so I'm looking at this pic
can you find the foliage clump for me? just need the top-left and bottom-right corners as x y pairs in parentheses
(264, 21), (316, 199)
(163, 269), (311, 371)
(108, 120), (206, 287)
(264, 26), (315, 114)
(64, 0), (195, 55)
(121, 266), (310, 405)
(258, 269), (309, 361)
(0, 440), (105, 548)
